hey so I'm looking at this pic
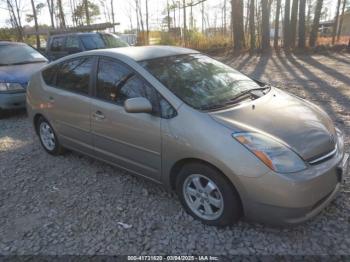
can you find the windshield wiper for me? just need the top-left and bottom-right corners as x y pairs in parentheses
(200, 85), (271, 111)
(225, 86), (271, 104)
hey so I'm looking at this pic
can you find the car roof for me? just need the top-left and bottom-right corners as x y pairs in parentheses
(50, 32), (101, 38)
(87, 45), (199, 62)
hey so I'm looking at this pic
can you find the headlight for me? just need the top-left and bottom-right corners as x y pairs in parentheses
(233, 132), (307, 173)
(0, 82), (25, 92)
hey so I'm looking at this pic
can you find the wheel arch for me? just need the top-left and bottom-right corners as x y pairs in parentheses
(169, 157), (244, 215)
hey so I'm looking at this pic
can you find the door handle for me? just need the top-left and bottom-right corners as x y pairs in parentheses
(48, 96), (54, 102)
(93, 110), (105, 120)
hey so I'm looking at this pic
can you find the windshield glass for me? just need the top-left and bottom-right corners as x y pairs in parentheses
(101, 34), (129, 48)
(0, 44), (47, 65)
(140, 54), (262, 110)
(80, 35), (106, 50)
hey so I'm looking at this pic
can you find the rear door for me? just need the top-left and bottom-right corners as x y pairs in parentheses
(90, 57), (163, 180)
(44, 56), (96, 154)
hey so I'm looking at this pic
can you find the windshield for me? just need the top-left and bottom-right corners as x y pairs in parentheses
(0, 44), (47, 65)
(101, 34), (129, 48)
(140, 54), (262, 110)
(80, 35), (106, 50)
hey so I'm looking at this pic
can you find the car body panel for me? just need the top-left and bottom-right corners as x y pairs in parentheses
(210, 88), (336, 161)
(91, 99), (162, 180)
(26, 46), (348, 225)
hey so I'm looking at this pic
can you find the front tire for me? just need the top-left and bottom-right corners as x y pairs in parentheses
(176, 163), (242, 226)
(36, 117), (64, 155)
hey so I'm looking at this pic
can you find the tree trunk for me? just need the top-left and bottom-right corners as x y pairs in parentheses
(249, 0), (255, 49)
(111, 0), (115, 32)
(57, 0), (66, 28)
(183, 0), (187, 45)
(274, 0), (281, 48)
(223, 0), (227, 34)
(232, 0), (245, 50)
(290, 0), (299, 48)
(167, 0), (171, 31)
(332, 0), (341, 45)
(30, 0), (40, 49)
(337, 0), (347, 41)
(309, 0), (323, 47)
(47, 0), (55, 28)
(284, 0), (291, 48)
(298, 0), (306, 48)
(261, 0), (270, 50)
(84, 0), (90, 25)
(146, 0), (149, 44)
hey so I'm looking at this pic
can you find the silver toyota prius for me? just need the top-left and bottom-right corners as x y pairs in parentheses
(26, 46), (349, 226)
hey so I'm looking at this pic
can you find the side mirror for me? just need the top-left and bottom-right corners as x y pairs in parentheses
(124, 97), (152, 113)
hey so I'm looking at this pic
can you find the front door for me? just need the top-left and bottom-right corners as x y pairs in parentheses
(91, 57), (162, 180)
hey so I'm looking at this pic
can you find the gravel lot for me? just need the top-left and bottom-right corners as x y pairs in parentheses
(0, 52), (350, 255)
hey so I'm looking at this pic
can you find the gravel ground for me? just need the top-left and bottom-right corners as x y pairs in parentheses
(0, 52), (350, 255)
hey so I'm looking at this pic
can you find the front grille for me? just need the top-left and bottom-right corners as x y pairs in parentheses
(308, 145), (337, 165)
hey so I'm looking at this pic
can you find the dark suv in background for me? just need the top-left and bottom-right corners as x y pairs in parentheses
(46, 32), (129, 61)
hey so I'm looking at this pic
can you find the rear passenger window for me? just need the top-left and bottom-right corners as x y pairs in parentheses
(56, 57), (94, 94)
(51, 37), (65, 52)
(65, 36), (80, 50)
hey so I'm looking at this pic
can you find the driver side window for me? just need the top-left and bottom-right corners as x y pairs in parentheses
(96, 57), (176, 118)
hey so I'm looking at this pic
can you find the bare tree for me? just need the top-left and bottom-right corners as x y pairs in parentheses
(46, 0), (55, 28)
(111, 0), (115, 32)
(337, 0), (347, 41)
(309, 0), (323, 47)
(274, 0), (281, 48)
(249, 0), (255, 49)
(183, 0), (187, 44)
(232, 0), (245, 50)
(57, 0), (66, 28)
(146, 0), (149, 44)
(261, 0), (272, 50)
(84, 0), (90, 25)
(3, 0), (24, 40)
(30, 0), (40, 48)
(298, 0), (306, 48)
(332, 0), (341, 44)
(290, 0), (299, 48)
(284, 0), (291, 48)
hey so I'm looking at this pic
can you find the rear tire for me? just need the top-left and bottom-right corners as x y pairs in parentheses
(176, 162), (242, 226)
(36, 117), (64, 155)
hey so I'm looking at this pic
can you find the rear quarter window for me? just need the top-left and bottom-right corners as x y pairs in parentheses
(42, 65), (58, 86)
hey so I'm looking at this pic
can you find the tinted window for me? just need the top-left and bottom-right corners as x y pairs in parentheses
(56, 57), (94, 94)
(65, 36), (80, 50)
(42, 65), (58, 86)
(51, 37), (65, 52)
(96, 58), (175, 118)
(0, 44), (47, 65)
(80, 35), (105, 50)
(101, 34), (129, 47)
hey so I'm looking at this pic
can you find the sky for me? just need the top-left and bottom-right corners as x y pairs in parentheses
(0, 0), (339, 33)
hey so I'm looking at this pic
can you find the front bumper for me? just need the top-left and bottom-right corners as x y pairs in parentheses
(240, 131), (348, 226)
(0, 92), (26, 110)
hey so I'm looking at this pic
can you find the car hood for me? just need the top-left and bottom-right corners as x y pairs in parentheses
(210, 87), (336, 161)
(0, 62), (47, 87)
